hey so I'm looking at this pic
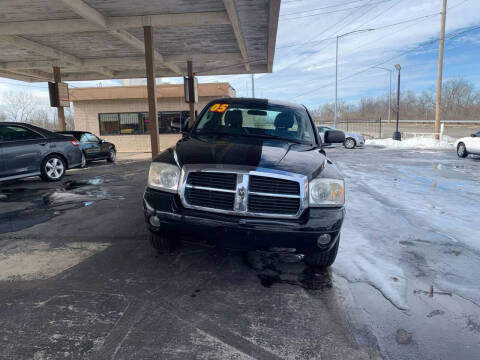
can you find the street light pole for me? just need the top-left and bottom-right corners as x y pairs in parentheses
(374, 67), (392, 124)
(251, 73), (255, 98)
(334, 29), (375, 128)
(335, 36), (339, 127)
(393, 64), (401, 141)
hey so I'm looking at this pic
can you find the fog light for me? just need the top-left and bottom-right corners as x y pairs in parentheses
(149, 215), (161, 227)
(317, 234), (331, 246)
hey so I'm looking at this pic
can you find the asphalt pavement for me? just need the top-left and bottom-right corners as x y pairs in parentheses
(0, 148), (479, 359)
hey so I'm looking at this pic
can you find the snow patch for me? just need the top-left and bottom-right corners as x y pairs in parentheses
(366, 137), (454, 150)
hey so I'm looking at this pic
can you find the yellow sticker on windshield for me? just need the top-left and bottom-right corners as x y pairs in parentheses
(209, 103), (229, 113)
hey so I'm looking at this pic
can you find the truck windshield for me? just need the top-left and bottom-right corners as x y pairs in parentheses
(193, 101), (316, 145)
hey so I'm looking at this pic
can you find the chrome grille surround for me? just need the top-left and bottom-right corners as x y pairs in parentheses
(179, 164), (308, 219)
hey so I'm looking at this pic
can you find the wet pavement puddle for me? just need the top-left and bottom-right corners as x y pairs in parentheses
(0, 177), (123, 233)
(244, 250), (333, 290)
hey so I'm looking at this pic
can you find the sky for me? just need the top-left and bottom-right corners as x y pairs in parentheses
(1, 0), (480, 110)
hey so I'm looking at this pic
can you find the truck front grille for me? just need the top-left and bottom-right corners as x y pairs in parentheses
(249, 175), (300, 195)
(187, 172), (236, 190)
(185, 187), (235, 210)
(181, 168), (306, 218)
(248, 194), (300, 215)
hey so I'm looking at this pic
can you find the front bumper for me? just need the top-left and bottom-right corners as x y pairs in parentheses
(143, 188), (345, 253)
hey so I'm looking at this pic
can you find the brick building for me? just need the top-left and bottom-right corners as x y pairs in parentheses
(69, 82), (235, 152)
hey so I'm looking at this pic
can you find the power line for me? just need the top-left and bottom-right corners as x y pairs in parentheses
(292, 23), (480, 100)
(281, 0), (372, 16)
(280, 0), (394, 21)
(277, 12), (440, 49)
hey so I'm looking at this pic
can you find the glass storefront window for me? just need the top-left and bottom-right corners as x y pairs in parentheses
(99, 111), (191, 135)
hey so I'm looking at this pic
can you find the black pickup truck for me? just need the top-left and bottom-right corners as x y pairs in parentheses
(143, 98), (346, 267)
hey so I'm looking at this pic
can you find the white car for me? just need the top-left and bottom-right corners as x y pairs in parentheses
(317, 125), (365, 149)
(455, 131), (480, 158)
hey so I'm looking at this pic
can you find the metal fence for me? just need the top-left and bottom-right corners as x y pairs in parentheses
(318, 119), (383, 139)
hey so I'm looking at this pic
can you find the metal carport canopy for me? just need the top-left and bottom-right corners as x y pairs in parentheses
(0, 0), (281, 82)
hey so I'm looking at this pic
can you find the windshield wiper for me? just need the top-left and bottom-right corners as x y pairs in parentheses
(195, 131), (307, 145)
(239, 133), (305, 145)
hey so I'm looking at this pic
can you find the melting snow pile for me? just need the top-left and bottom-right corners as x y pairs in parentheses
(366, 137), (454, 150)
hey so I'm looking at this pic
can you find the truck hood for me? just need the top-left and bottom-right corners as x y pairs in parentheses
(173, 135), (326, 179)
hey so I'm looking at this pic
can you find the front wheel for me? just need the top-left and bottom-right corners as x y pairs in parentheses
(40, 155), (66, 182)
(344, 138), (356, 149)
(304, 237), (340, 267)
(107, 148), (116, 163)
(149, 230), (180, 253)
(457, 142), (468, 158)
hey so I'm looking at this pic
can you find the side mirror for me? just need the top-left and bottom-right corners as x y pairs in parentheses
(171, 118), (191, 133)
(324, 130), (345, 144)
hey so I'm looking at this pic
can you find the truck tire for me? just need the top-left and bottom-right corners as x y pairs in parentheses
(305, 236), (340, 267)
(149, 230), (179, 253)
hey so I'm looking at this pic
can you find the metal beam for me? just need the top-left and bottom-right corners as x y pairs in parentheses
(0, 35), (82, 66)
(222, 0), (250, 72)
(107, 12), (230, 29)
(0, 12), (230, 36)
(2, 53), (244, 71)
(0, 19), (99, 35)
(59, 70), (175, 81)
(0, 70), (44, 82)
(0, 67), (51, 81)
(267, 0), (281, 73)
(0, 35), (113, 77)
(58, 0), (181, 75)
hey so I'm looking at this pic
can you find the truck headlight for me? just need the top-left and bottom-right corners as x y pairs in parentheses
(309, 178), (345, 207)
(147, 162), (180, 193)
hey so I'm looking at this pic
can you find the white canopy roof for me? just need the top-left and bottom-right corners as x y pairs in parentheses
(0, 0), (280, 82)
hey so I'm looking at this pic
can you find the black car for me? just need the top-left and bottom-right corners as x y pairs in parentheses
(57, 131), (116, 164)
(143, 98), (346, 267)
(0, 122), (84, 182)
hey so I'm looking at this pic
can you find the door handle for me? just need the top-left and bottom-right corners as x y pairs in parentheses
(39, 142), (47, 146)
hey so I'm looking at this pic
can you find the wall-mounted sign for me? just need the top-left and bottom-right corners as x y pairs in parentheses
(48, 82), (70, 108)
(184, 76), (198, 103)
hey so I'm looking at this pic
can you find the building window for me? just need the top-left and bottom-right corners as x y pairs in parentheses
(99, 113), (120, 135)
(99, 111), (190, 135)
(119, 113), (141, 134)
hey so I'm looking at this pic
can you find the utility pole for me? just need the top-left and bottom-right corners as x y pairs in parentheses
(435, 0), (447, 140)
(251, 73), (255, 98)
(393, 64), (401, 141)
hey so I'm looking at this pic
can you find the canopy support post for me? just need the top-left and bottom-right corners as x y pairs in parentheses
(53, 66), (66, 131)
(143, 26), (160, 158)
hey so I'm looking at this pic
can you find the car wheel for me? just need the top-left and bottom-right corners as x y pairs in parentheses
(344, 138), (356, 149)
(149, 230), (180, 253)
(304, 236), (340, 268)
(107, 148), (116, 163)
(457, 142), (468, 158)
(80, 152), (87, 168)
(40, 155), (66, 182)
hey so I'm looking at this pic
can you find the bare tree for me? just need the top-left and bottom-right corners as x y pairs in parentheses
(0, 91), (41, 123)
(313, 78), (480, 122)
